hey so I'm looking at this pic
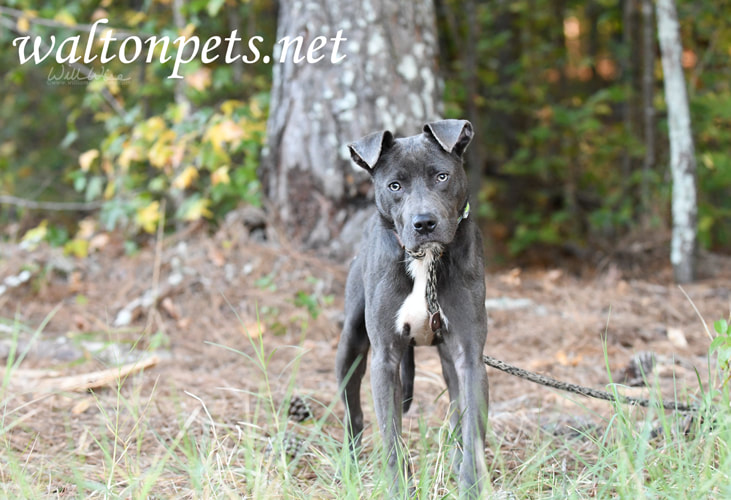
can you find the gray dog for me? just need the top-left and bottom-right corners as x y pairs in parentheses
(335, 120), (489, 497)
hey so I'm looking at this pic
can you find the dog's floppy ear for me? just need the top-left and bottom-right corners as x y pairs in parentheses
(423, 119), (474, 157)
(348, 130), (394, 172)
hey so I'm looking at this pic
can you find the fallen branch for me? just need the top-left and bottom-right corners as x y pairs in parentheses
(0, 194), (105, 212)
(26, 355), (160, 394)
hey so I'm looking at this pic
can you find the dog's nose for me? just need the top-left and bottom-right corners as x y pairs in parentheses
(412, 213), (438, 235)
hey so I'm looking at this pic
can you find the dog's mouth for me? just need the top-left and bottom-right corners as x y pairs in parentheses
(405, 241), (444, 260)
(399, 221), (456, 256)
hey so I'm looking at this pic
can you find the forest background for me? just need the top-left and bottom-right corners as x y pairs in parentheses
(1, 0), (729, 268)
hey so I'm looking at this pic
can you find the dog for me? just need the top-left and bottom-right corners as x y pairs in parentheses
(335, 119), (489, 497)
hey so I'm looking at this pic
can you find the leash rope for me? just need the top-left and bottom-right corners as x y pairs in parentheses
(398, 203), (695, 413)
(404, 201), (471, 346)
(406, 248), (697, 411)
(482, 354), (699, 413)
(404, 246), (444, 346)
(425, 256), (444, 345)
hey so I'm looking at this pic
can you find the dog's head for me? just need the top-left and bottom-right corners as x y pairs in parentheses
(348, 120), (474, 254)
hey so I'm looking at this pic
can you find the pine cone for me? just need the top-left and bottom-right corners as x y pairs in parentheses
(287, 395), (312, 422)
(620, 351), (656, 386)
(264, 432), (306, 459)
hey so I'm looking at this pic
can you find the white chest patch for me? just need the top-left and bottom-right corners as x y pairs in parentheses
(395, 250), (448, 346)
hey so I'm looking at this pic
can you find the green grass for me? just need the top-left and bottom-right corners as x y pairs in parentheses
(2, 310), (730, 499)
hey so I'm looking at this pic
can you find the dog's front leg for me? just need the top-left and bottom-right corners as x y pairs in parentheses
(370, 344), (411, 495)
(455, 353), (489, 498)
(441, 314), (489, 498)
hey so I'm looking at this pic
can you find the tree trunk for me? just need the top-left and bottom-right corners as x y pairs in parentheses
(640, 0), (655, 215)
(656, 0), (697, 283)
(262, 0), (441, 255)
(462, 0), (482, 214)
(620, 0), (637, 187)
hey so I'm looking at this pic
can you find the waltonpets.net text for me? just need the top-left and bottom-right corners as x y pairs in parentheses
(12, 18), (348, 79)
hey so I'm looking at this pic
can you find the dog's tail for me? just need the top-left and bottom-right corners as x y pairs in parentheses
(401, 345), (415, 413)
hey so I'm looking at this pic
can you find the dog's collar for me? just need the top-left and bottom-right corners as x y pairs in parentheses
(457, 201), (470, 225)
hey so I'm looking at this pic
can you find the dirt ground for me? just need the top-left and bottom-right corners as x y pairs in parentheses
(1, 211), (730, 490)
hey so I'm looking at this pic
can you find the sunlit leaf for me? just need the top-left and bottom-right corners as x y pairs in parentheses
(136, 116), (167, 142)
(136, 201), (161, 234)
(76, 218), (96, 239)
(249, 99), (265, 119)
(179, 197), (213, 221)
(205, 119), (245, 151)
(207, 0), (226, 17)
(172, 166), (199, 190)
(20, 220), (48, 251)
(211, 166), (230, 186)
(16, 17), (30, 33)
(186, 68), (212, 92)
(220, 100), (244, 117)
(118, 145), (143, 169)
(64, 238), (90, 258)
(79, 149), (99, 171)
(179, 23), (195, 38)
(53, 10), (76, 26)
(148, 130), (177, 169)
(126, 11), (147, 26)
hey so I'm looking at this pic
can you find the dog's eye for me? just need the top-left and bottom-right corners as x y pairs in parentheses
(388, 181), (402, 192)
(437, 173), (449, 182)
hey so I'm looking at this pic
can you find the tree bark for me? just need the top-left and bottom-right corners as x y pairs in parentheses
(620, 0), (637, 186)
(656, 0), (697, 283)
(640, 0), (655, 215)
(262, 0), (441, 255)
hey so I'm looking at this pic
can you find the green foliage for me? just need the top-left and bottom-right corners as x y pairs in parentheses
(1, 0), (730, 257)
(440, 0), (731, 255)
(711, 317), (731, 381)
(85, 93), (268, 235)
(293, 279), (334, 320)
(691, 93), (731, 250)
(1, 0), (275, 239)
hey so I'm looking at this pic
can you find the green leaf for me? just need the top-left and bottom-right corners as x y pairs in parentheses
(207, 0), (226, 17)
(64, 238), (89, 258)
(710, 336), (727, 350)
(73, 174), (87, 193)
(46, 225), (69, 247)
(60, 130), (78, 149)
(86, 176), (104, 202)
(714, 319), (729, 335)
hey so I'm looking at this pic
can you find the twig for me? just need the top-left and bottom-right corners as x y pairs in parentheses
(678, 285), (714, 341)
(0, 194), (105, 212)
(145, 200), (166, 335)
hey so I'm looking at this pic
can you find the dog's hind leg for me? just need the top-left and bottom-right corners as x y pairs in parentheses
(437, 345), (464, 474)
(401, 345), (415, 413)
(335, 267), (370, 451)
